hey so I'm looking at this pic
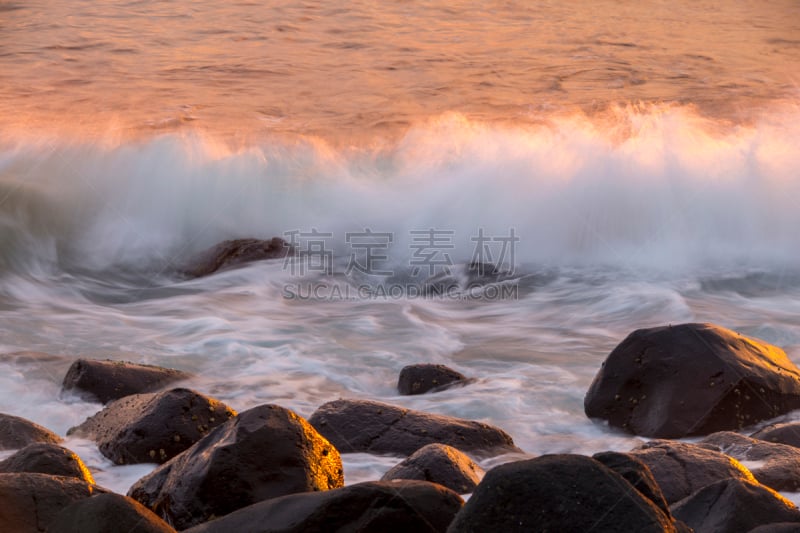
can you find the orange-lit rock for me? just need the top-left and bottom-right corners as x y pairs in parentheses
(585, 323), (800, 438)
(128, 404), (343, 530)
(381, 443), (483, 494)
(0, 443), (93, 484)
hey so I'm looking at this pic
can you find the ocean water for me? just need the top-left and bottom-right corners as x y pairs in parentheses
(1, 0), (800, 495)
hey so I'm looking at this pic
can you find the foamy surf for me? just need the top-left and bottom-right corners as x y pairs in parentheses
(2, 106), (800, 496)
(1, 105), (799, 283)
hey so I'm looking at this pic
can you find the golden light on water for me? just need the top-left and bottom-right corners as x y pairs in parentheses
(1, 0), (798, 142)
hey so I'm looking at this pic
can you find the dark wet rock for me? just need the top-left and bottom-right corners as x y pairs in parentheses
(447, 454), (676, 533)
(671, 477), (800, 533)
(593, 450), (671, 516)
(128, 404), (344, 530)
(420, 262), (519, 297)
(585, 322), (800, 438)
(465, 261), (513, 282)
(0, 443), (93, 483)
(68, 388), (236, 465)
(47, 493), (176, 533)
(380, 443), (483, 494)
(398, 364), (468, 395)
(0, 473), (99, 533)
(308, 399), (519, 456)
(184, 480), (463, 533)
(702, 431), (800, 491)
(630, 440), (756, 504)
(0, 413), (61, 450)
(183, 237), (293, 278)
(61, 358), (191, 404)
(752, 421), (800, 448)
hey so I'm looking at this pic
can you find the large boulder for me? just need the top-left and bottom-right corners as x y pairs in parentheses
(68, 388), (236, 464)
(182, 238), (293, 278)
(47, 493), (176, 533)
(184, 480), (463, 533)
(629, 440), (756, 504)
(752, 421), (800, 448)
(585, 323), (800, 438)
(447, 454), (676, 533)
(308, 399), (518, 456)
(61, 359), (191, 404)
(592, 451), (671, 516)
(381, 443), (484, 494)
(0, 443), (93, 483)
(0, 413), (61, 450)
(702, 431), (800, 491)
(397, 364), (468, 395)
(0, 473), (99, 533)
(128, 404), (344, 530)
(671, 478), (800, 533)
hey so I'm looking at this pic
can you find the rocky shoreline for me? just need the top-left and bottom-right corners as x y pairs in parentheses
(4, 323), (800, 531)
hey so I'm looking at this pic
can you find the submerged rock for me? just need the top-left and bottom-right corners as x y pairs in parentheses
(61, 358), (191, 404)
(308, 399), (519, 456)
(182, 237), (293, 278)
(629, 440), (756, 504)
(0, 473), (100, 533)
(128, 404), (343, 530)
(397, 364), (468, 395)
(184, 480), (463, 533)
(68, 388), (236, 464)
(702, 431), (800, 492)
(585, 323), (800, 438)
(447, 454), (676, 533)
(381, 443), (484, 494)
(0, 443), (93, 483)
(671, 478), (800, 533)
(47, 493), (176, 533)
(0, 413), (61, 450)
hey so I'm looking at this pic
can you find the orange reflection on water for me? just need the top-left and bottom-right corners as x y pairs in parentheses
(0, 0), (798, 142)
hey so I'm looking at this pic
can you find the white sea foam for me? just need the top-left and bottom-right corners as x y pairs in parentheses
(1, 107), (800, 493)
(0, 106), (799, 281)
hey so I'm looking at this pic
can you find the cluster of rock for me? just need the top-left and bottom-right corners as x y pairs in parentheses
(5, 321), (800, 531)
(0, 357), (504, 531)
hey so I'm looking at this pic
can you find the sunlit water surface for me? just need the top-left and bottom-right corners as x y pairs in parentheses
(1, 0), (800, 497)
